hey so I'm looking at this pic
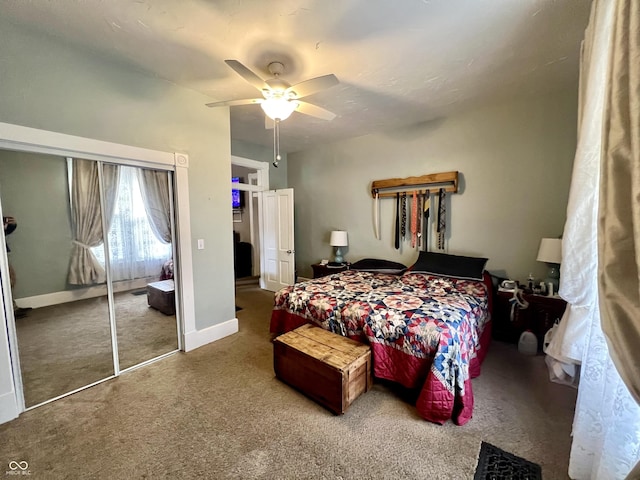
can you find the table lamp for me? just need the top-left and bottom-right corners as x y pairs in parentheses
(329, 230), (348, 264)
(537, 238), (562, 294)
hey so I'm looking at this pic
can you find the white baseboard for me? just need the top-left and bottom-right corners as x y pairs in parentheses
(184, 318), (238, 352)
(17, 277), (155, 309)
(0, 391), (19, 425)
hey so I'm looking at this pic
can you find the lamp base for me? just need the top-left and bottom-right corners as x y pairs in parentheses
(545, 263), (560, 295)
(334, 247), (344, 264)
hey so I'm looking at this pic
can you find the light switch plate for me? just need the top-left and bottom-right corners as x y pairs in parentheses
(197, 239), (204, 250)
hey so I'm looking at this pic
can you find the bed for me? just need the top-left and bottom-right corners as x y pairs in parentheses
(270, 252), (493, 425)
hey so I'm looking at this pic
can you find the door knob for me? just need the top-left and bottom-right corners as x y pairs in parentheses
(287, 250), (295, 254)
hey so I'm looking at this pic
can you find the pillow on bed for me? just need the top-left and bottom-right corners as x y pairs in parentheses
(409, 251), (488, 281)
(349, 258), (407, 274)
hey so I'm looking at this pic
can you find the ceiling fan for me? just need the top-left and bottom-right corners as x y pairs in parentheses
(206, 60), (339, 123)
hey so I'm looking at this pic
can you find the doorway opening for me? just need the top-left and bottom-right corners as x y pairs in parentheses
(230, 156), (295, 293)
(230, 156), (268, 287)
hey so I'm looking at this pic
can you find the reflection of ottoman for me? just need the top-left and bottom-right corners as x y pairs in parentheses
(147, 279), (175, 315)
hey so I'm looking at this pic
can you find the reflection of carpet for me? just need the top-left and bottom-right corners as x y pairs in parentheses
(474, 442), (542, 480)
(16, 291), (178, 407)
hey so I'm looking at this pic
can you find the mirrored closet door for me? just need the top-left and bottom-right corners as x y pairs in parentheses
(109, 165), (178, 371)
(0, 151), (180, 409)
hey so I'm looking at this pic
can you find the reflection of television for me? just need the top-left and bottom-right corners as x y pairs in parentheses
(232, 177), (245, 209)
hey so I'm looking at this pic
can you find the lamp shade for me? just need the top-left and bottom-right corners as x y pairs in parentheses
(260, 97), (297, 121)
(537, 238), (562, 264)
(329, 230), (348, 247)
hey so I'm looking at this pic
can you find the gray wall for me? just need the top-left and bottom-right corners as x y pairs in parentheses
(0, 151), (71, 297)
(289, 89), (577, 282)
(0, 19), (235, 330)
(232, 139), (288, 190)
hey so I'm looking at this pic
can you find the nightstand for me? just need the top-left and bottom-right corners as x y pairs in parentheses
(493, 290), (567, 348)
(311, 263), (348, 278)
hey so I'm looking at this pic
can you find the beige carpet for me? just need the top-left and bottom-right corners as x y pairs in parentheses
(15, 290), (178, 407)
(0, 285), (577, 479)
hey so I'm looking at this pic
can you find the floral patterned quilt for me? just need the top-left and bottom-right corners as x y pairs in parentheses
(270, 270), (492, 425)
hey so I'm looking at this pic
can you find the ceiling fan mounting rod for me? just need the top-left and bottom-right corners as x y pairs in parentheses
(268, 61), (285, 77)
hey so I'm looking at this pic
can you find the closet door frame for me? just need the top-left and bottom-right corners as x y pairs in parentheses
(0, 122), (194, 419)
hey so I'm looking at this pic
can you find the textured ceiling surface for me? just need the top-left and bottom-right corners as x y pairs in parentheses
(1, 0), (592, 153)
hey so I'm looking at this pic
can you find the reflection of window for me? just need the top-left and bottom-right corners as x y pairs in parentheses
(92, 166), (172, 281)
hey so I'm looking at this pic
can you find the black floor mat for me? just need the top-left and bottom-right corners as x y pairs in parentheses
(131, 290), (147, 296)
(474, 442), (542, 480)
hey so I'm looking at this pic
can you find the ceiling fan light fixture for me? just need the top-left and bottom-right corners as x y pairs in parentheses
(261, 97), (297, 121)
(209, 59), (338, 124)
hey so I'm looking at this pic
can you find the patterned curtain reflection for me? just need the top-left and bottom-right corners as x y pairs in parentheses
(136, 168), (171, 243)
(67, 159), (119, 285)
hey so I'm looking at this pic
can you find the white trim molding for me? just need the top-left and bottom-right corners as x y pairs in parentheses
(183, 318), (239, 352)
(231, 155), (269, 193)
(174, 158), (195, 353)
(174, 152), (189, 168)
(0, 391), (19, 425)
(0, 122), (175, 168)
(16, 278), (154, 309)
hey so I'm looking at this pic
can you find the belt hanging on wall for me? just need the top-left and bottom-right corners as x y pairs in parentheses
(422, 190), (430, 251)
(373, 191), (380, 240)
(370, 171), (458, 250)
(410, 191), (417, 248)
(437, 188), (446, 250)
(394, 192), (401, 249)
(416, 192), (422, 249)
(400, 192), (407, 239)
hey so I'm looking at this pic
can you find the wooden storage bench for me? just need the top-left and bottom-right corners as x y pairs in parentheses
(273, 324), (373, 414)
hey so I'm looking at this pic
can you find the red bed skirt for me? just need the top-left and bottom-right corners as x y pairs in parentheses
(270, 309), (492, 425)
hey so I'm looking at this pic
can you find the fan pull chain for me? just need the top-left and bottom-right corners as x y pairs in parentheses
(273, 119), (281, 167)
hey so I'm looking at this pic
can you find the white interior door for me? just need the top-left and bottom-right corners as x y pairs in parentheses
(261, 189), (295, 292)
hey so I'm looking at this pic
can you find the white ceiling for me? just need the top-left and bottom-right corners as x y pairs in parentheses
(1, 0), (592, 153)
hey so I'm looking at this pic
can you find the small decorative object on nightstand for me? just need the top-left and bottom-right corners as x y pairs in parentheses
(329, 230), (348, 264)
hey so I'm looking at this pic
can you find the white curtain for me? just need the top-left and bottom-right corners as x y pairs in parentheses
(93, 166), (172, 282)
(569, 326), (640, 478)
(67, 159), (119, 285)
(546, 0), (611, 371)
(546, 1), (640, 477)
(136, 168), (171, 243)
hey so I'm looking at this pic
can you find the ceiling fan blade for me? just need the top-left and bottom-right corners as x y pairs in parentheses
(295, 101), (336, 121)
(225, 60), (269, 92)
(206, 98), (263, 108)
(286, 74), (339, 99)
